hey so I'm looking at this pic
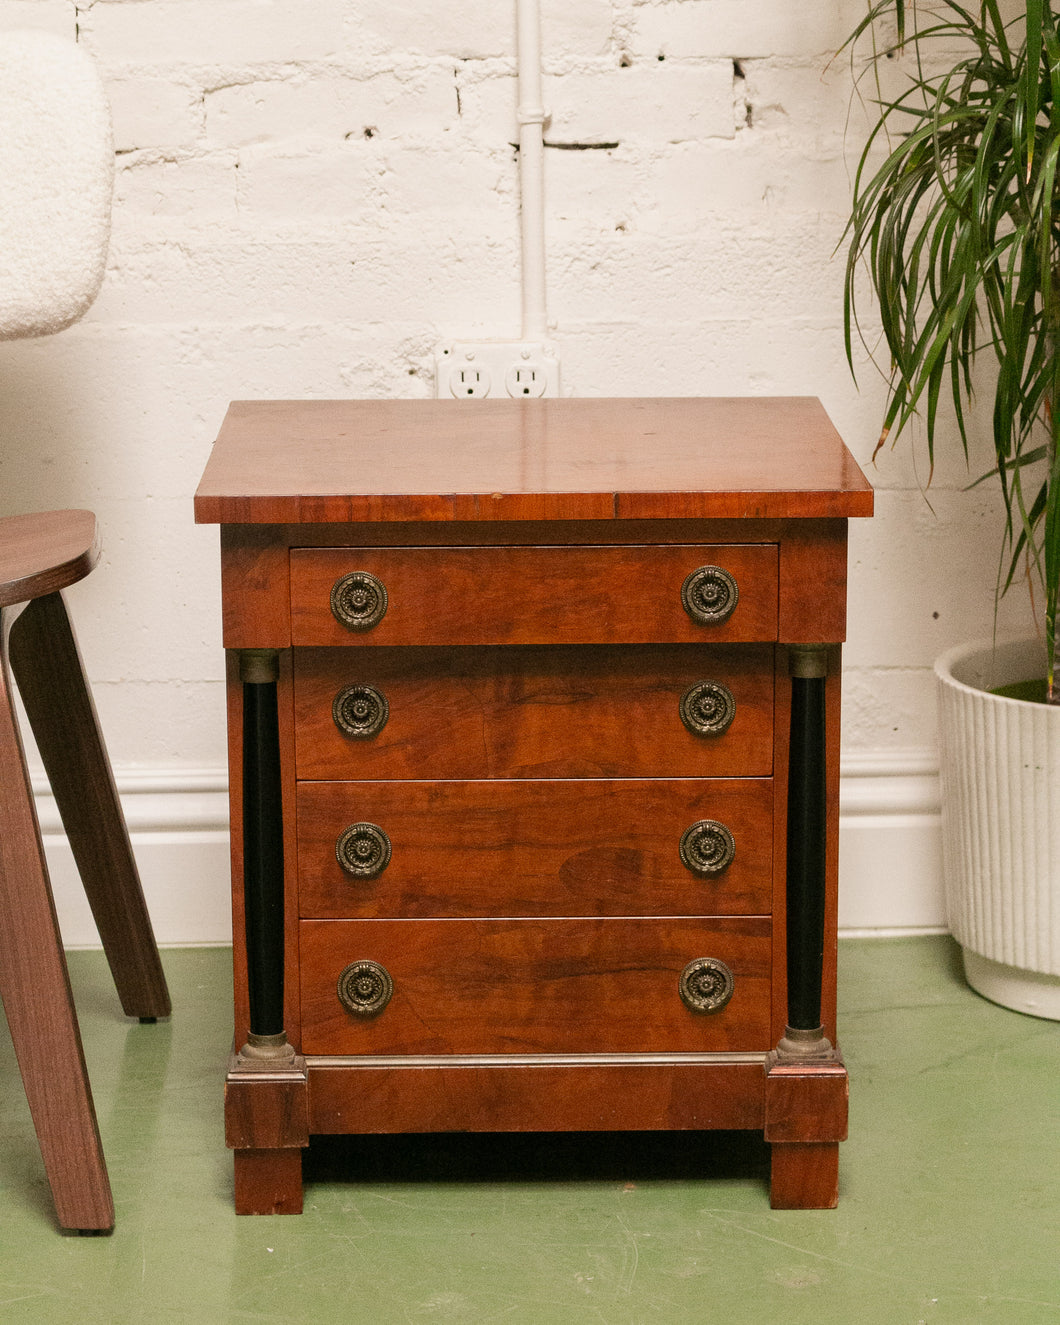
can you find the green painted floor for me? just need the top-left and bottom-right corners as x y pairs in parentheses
(0, 938), (1057, 1324)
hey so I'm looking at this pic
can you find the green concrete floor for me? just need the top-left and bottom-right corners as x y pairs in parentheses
(0, 938), (1057, 1324)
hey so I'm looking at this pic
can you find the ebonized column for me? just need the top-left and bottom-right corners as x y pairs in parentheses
(780, 644), (834, 1058)
(239, 649), (291, 1059)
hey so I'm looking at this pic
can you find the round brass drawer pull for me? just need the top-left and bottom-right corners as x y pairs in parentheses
(679, 957), (735, 1013)
(330, 571), (388, 631)
(681, 565), (739, 626)
(336, 822), (392, 878)
(679, 820), (736, 876)
(333, 683), (389, 738)
(680, 680), (735, 736)
(337, 959), (393, 1018)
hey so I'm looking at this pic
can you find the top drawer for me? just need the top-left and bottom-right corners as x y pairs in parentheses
(290, 544), (778, 646)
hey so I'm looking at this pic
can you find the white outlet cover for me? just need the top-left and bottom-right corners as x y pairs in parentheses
(435, 341), (561, 399)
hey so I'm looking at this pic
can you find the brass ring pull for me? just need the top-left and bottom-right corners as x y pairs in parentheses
(330, 571), (388, 631)
(680, 680), (735, 736)
(336, 822), (392, 878)
(333, 684), (389, 738)
(337, 960), (393, 1018)
(679, 820), (736, 876)
(679, 957), (735, 1013)
(681, 565), (739, 625)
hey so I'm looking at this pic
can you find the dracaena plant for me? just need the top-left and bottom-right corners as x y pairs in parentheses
(843, 0), (1060, 702)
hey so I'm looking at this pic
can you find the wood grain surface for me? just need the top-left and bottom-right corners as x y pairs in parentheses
(298, 916), (772, 1055)
(0, 608), (113, 1230)
(0, 509), (99, 608)
(9, 594), (170, 1020)
(296, 778), (774, 918)
(307, 1059), (767, 1135)
(293, 643), (774, 779)
(290, 544), (778, 646)
(195, 398), (873, 525)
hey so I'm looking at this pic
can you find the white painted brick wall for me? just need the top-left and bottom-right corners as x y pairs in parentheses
(0, 0), (1026, 935)
(78, 0), (347, 68)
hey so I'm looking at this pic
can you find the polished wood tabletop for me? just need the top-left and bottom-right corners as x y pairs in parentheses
(195, 398), (873, 526)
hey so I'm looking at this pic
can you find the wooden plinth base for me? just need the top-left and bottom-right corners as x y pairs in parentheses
(225, 1050), (309, 1215)
(764, 1048), (848, 1209)
(233, 1148), (304, 1216)
(223, 1052), (849, 1213)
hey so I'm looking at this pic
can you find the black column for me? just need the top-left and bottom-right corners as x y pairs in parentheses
(786, 663), (827, 1033)
(241, 651), (285, 1039)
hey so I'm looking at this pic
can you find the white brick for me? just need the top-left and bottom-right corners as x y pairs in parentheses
(841, 666), (941, 751)
(545, 61), (735, 144)
(91, 226), (522, 325)
(346, 0), (513, 59)
(376, 143), (515, 218)
(235, 144), (376, 216)
(107, 75), (201, 150)
(205, 69), (457, 147)
(544, 147), (638, 222)
(844, 489), (1036, 671)
(738, 59), (853, 138)
(113, 154), (238, 217)
(79, 0), (346, 68)
(540, 0), (614, 58)
(547, 221), (846, 326)
(646, 139), (852, 221)
(455, 68), (518, 142)
(0, 0), (73, 37)
(555, 315), (858, 399)
(632, 0), (850, 60)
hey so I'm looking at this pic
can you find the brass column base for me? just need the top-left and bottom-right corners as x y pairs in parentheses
(772, 1024), (839, 1063)
(236, 1030), (297, 1069)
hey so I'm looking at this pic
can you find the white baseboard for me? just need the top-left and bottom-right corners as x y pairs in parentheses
(34, 768), (233, 949)
(35, 753), (946, 948)
(838, 751), (944, 934)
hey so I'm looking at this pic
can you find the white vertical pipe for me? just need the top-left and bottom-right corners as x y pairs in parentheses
(516, 0), (548, 340)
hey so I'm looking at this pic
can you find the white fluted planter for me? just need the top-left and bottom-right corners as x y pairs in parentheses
(936, 638), (1060, 1018)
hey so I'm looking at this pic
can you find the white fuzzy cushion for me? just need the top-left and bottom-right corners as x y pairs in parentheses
(0, 30), (113, 339)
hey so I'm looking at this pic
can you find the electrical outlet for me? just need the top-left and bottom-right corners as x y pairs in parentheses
(506, 363), (547, 398)
(449, 364), (490, 398)
(435, 342), (560, 399)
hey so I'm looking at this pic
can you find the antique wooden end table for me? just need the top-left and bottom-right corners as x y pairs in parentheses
(194, 397), (872, 1214)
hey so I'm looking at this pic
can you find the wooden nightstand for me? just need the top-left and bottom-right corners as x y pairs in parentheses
(195, 397), (872, 1214)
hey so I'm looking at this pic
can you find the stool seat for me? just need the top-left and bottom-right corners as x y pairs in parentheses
(0, 509), (99, 607)
(0, 510), (170, 1232)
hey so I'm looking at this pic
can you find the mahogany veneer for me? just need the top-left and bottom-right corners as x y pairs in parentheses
(195, 397), (872, 1213)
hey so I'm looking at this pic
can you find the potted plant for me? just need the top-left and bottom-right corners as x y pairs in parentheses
(842, 0), (1060, 1015)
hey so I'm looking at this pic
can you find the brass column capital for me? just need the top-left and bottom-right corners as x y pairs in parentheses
(788, 644), (831, 679)
(239, 648), (280, 684)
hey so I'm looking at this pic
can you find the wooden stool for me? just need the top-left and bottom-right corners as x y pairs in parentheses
(0, 510), (170, 1232)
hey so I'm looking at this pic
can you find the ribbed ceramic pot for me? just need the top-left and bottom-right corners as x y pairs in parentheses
(936, 638), (1060, 1018)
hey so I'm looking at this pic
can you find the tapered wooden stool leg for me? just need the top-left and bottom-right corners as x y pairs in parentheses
(0, 619), (113, 1230)
(9, 593), (170, 1020)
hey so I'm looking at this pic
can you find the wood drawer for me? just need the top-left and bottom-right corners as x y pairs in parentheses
(293, 644), (774, 780)
(298, 917), (772, 1054)
(296, 778), (773, 918)
(290, 544), (778, 646)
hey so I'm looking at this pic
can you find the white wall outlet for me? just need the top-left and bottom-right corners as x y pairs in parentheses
(435, 342), (561, 399)
(449, 363), (490, 398)
(505, 363), (547, 398)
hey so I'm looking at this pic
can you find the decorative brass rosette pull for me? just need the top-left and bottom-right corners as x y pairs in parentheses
(335, 822), (392, 878)
(333, 683), (389, 738)
(679, 820), (736, 876)
(680, 680), (736, 736)
(680, 565), (739, 625)
(330, 570), (388, 631)
(337, 960), (393, 1018)
(678, 957), (735, 1013)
